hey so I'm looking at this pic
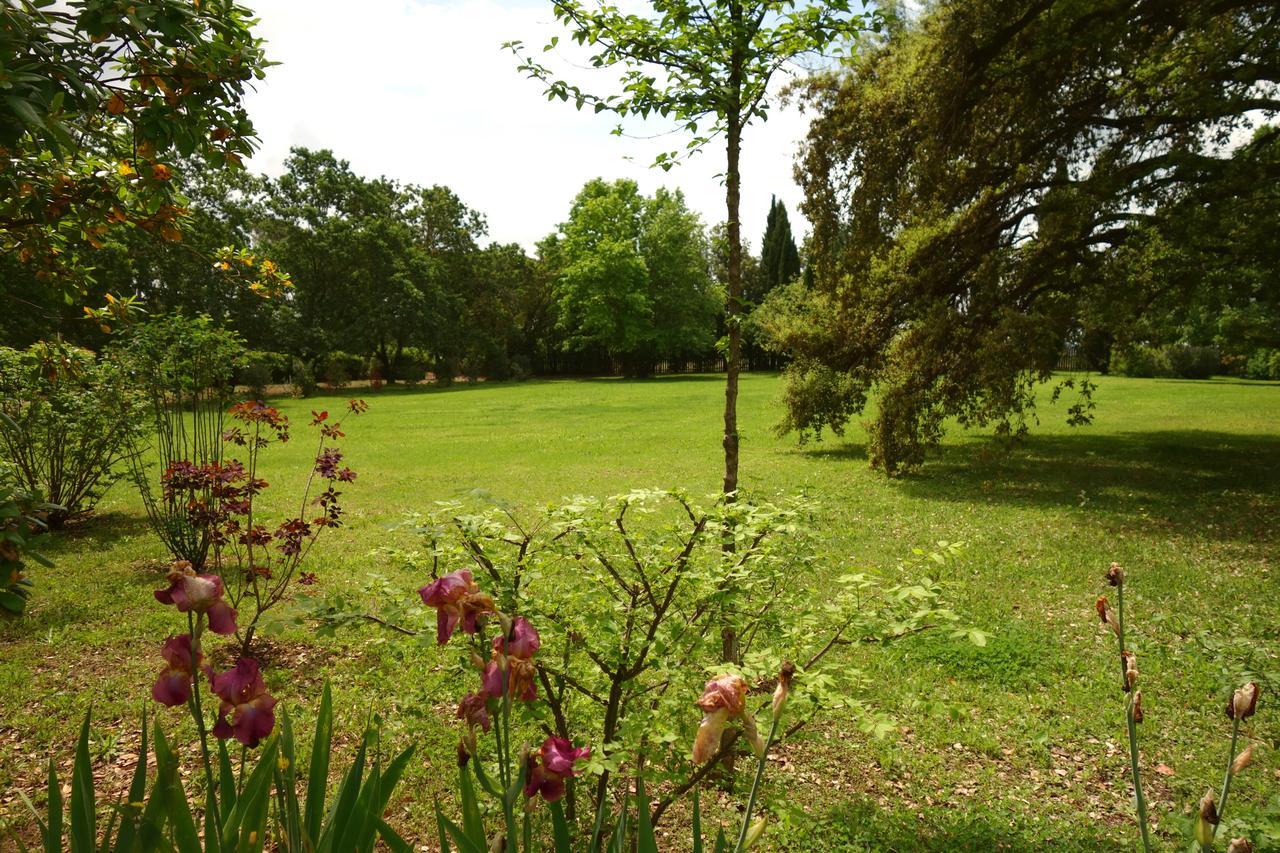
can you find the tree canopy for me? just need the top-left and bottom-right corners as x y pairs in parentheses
(549, 178), (720, 377)
(0, 0), (277, 297)
(763, 0), (1280, 473)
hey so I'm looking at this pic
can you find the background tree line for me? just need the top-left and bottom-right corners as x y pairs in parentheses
(1, 148), (806, 384)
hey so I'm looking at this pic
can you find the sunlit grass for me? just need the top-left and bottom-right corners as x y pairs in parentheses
(2, 373), (1277, 849)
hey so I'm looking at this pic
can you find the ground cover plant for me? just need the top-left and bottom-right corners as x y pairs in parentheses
(1, 373), (1278, 849)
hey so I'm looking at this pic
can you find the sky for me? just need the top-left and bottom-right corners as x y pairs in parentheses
(240, 0), (816, 253)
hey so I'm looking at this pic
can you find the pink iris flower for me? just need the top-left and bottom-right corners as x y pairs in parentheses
(692, 673), (763, 764)
(524, 736), (590, 802)
(418, 570), (496, 644)
(482, 617), (540, 702)
(154, 562), (237, 635)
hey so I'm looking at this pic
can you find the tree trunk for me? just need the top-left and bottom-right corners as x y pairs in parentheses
(723, 118), (743, 499)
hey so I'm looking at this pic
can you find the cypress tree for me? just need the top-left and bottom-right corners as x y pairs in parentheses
(760, 196), (801, 291)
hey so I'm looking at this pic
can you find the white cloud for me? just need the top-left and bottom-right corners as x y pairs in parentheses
(241, 0), (813, 252)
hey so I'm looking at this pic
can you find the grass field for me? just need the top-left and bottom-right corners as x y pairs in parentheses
(2, 372), (1278, 850)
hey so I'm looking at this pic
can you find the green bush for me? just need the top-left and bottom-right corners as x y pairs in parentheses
(1111, 345), (1164, 378)
(392, 348), (430, 383)
(286, 358), (316, 398)
(1162, 344), (1219, 379)
(322, 351), (364, 388)
(235, 350), (288, 399)
(1112, 344), (1220, 379)
(1245, 348), (1280, 380)
(114, 314), (243, 566)
(0, 479), (49, 616)
(0, 342), (146, 528)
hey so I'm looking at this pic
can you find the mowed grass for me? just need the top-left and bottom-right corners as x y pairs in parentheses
(2, 373), (1278, 850)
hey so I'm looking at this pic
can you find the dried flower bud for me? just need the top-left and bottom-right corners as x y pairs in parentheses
(456, 739), (471, 768)
(1095, 596), (1120, 637)
(1231, 743), (1254, 775)
(743, 816), (767, 849)
(1123, 651), (1139, 692)
(1106, 562), (1124, 586)
(772, 661), (796, 720)
(1227, 682), (1259, 720)
(469, 650), (486, 670)
(1131, 690), (1143, 723)
(1195, 791), (1219, 847)
(1226, 837), (1254, 853)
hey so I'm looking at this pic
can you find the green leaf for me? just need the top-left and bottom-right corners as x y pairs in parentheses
(304, 683), (334, 843)
(41, 759), (60, 853)
(217, 741), (236, 825)
(69, 713), (96, 853)
(434, 806), (484, 853)
(691, 793), (702, 853)
(549, 800), (573, 853)
(111, 707), (149, 853)
(456, 763), (484, 844)
(375, 818), (413, 853)
(609, 795), (628, 853)
(151, 723), (201, 853)
(635, 776), (657, 853)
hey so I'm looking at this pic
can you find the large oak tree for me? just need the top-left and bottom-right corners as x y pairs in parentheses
(765, 0), (1280, 473)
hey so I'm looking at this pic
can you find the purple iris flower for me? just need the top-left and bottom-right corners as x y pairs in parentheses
(151, 634), (208, 707)
(210, 659), (278, 748)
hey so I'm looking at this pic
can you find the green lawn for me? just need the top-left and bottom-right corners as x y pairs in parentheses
(2, 373), (1278, 850)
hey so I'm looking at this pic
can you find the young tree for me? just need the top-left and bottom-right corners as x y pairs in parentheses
(510, 1), (876, 497)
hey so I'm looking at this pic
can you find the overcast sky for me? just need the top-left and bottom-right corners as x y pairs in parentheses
(240, 0), (815, 253)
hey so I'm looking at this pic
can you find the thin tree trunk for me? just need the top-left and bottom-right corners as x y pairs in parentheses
(723, 113), (742, 501)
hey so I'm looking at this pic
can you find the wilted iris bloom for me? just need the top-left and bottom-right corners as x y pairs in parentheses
(482, 617), (540, 701)
(1227, 682), (1259, 720)
(693, 673), (763, 764)
(1095, 595), (1120, 637)
(523, 736), (590, 803)
(154, 562), (237, 635)
(456, 692), (491, 733)
(417, 570), (496, 645)
(151, 635), (208, 707)
(210, 659), (278, 748)
(1195, 791), (1219, 847)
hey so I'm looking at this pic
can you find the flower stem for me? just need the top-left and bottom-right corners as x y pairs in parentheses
(733, 714), (781, 853)
(1116, 584), (1152, 853)
(1213, 716), (1241, 844)
(186, 613), (221, 851)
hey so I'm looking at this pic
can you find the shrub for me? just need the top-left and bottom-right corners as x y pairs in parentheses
(322, 351), (363, 389)
(162, 398), (368, 654)
(1163, 344), (1219, 379)
(289, 357), (317, 397)
(1113, 344), (1220, 379)
(1111, 345), (1164, 378)
(1244, 348), (1280, 380)
(0, 341), (145, 527)
(235, 349), (288, 399)
(306, 490), (977, 845)
(392, 348), (430, 383)
(115, 314), (244, 567)
(0, 480), (49, 617)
